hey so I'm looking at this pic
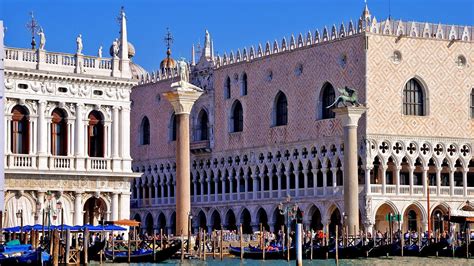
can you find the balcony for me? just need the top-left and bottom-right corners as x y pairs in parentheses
(6, 154), (116, 172)
(190, 140), (211, 154)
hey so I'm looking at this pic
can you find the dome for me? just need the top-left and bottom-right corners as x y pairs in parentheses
(160, 49), (176, 70)
(130, 62), (148, 79)
(109, 41), (136, 58)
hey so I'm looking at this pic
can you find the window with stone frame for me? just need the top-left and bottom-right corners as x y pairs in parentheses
(11, 105), (30, 154)
(403, 78), (426, 116)
(321, 83), (336, 119)
(241, 72), (248, 96)
(88, 110), (104, 157)
(230, 100), (243, 132)
(140, 116), (150, 145)
(51, 108), (68, 156)
(224, 76), (231, 99)
(274, 91), (288, 126)
(169, 113), (177, 141)
(196, 109), (209, 141)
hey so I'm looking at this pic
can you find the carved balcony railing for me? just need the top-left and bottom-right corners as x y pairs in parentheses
(190, 140), (211, 154)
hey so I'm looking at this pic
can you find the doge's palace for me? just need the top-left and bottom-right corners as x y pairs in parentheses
(2, 9), (141, 227)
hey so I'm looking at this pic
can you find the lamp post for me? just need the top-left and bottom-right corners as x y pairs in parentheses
(16, 209), (23, 243)
(278, 195), (298, 262)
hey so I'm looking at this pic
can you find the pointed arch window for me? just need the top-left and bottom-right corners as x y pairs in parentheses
(274, 91), (288, 126)
(403, 78), (426, 116)
(11, 105), (30, 154)
(230, 100), (243, 132)
(140, 116), (150, 145)
(170, 113), (177, 141)
(320, 83), (335, 119)
(224, 76), (231, 99)
(88, 110), (104, 157)
(241, 73), (248, 96)
(470, 88), (474, 119)
(197, 110), (209, 141)
(51, 108), (68, 156)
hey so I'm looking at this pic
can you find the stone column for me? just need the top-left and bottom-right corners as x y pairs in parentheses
(163, 79), (203, 236)
(277, 173), (282, 198)
(252, 174), (258, 200)
(244, 176), (249, 200)
(322, 168), (328, 196)
(303, 169), (308, 196)
(408, 165), (415, 195)
(381, 166), (387, 195)
(119, 192), (131, 220)
(37, 191), (46, 224)
(365, 166), (372, 195)
(74, 191), (83, 225)
(436, 167), (442, 196)
(449, 167), (455, 196)
(120, 107), (132, 171)
(395, 166), (401, 195)
(259, 173), (265, 199)
(463, 168), (468, 197)
(333, 106), (367, 235)
(312, 169), (318, 196)
(111, 106), (120, 170)
(75, 104), (85, 171)
(37, 100), (48, 169)
(111, 192), (119, 221)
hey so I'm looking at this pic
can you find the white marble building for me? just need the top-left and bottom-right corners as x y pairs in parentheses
(2, 9), (141, 227)
(0, 20), (5, 220)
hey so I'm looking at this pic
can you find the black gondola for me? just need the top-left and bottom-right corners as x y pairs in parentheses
(87, 240), (106, 261)
(228, 245), (295, 260)
(104, 240), (181, 263)
(418, 240), (449, 257)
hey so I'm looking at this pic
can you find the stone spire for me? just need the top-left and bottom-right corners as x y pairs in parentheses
(201, 30), (212, 60)
(361, 0), (371, 22)
(119, 6), (131, 78)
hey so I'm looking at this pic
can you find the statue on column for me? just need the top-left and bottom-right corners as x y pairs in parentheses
(38, 27), (46, 50)
(76, 34), (83, 54)
(177, 58), (190, 83)
(326, 86), (360, 109)
(112, 38), (119, 58)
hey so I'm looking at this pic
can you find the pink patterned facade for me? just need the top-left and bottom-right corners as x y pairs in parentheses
(130, 5), (474, 235)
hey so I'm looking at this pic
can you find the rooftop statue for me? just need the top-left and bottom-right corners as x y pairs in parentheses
(326, 86), (360, 109)
(177, 58), (189, 83)
(112, 38), (119, 58)
(98, 46), (103, 58)
(76, 34), (83, 54)
(38, 27), (46, 50)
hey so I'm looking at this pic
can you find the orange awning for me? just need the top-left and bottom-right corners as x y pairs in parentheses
(113, 219), (140, 227)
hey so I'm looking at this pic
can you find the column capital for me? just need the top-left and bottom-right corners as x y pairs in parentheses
(163, 81), (203, 115)
(333, 106), (368, 127)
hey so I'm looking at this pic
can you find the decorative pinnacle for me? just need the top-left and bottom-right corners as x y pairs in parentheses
(26, 11), (40, 49)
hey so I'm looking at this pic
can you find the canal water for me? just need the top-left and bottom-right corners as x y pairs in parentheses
(95, 257), (472, 265)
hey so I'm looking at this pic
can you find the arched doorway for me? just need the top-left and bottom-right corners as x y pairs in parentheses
(403, 204), (423, 232)
(170, 212), (176, 235)
(157, 213), (166, 232)
(257, 208), (269, 231)
(431, 205), (448, 233)
(225, 209), (237, 231)
(198, 210), (207, 231)
(329, 207), (342, 236)
(211, 210), (221, 230)
(83, 196), (107, 225)
(374, 203), (398, 233)
(240, 208), (252, 234)
(308, 205), (323, 231)
(145, 213), (154, 236)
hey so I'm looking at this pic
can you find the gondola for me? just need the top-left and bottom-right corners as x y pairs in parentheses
(367, 243), (394, 257)
(328, 241), (369, 259)
(418, 240), (449, 257)
(104, 240), (181, 263)
(228, 245), (294, 260)
(0, 249), (51, 266)
(304, 244), (329, 259)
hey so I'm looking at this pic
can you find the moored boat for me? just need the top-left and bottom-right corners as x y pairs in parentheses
(104, 240), (181, 263)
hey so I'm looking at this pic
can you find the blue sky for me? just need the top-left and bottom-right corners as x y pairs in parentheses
(1, 0), (473, 71)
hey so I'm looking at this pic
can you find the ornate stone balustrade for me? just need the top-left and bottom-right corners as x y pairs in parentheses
(6, 154), (118, 172)
(4, 47), (116, 77)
